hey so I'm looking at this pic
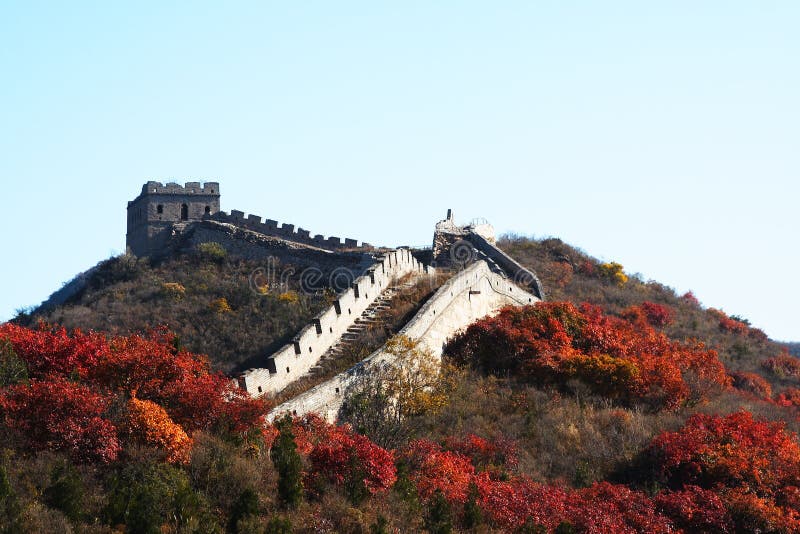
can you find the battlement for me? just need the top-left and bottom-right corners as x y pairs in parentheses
(208, 210), (371, 250)
(129, 181), (220, 205)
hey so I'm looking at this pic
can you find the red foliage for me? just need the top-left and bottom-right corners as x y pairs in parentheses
(309, 424), (396, 494)
(0, 378), (120, 463)
(0, 324), (267, 463)
(475, 474), (568, 531)
(0, 322), (108, 379)
(266, 414), (396, 495)
(708, 309), (750, 335)
(623, 302), (674, 327)
(730, 372), (773, 400)
(648, 411), (800, 498)
(403, 440), (475, 503)
(722, 488), (800, 533)
(566, 482), (673, 534)
(681, 291), (700, 307)
(442, 434), (518, 476)
(654, 486), (733, 533)
(776, 388), (800, 409)
(763, 352), (800, 380)
(444, 302), (730, 411)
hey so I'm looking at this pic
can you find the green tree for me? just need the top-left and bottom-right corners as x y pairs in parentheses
(0, 340), (27, 387)
(44, 461), (84, 522)
(424, 490), (452, 534)
(228, 488), (259, 533)
(370, 515), (389, 534)
(105, 461), (217, 534)
(264, 516), (293, 534)
(462, 482), (482, 529)
(270, 415), (303, 508)
(0, 462), (22, 534)
(344, 454), (369, 505)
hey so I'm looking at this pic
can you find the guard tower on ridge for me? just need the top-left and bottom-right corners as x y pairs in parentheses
(126, 181), (220, 256)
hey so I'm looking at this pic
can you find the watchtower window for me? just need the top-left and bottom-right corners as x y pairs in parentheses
(204, 205), (211, 214)
(157, 205), (163, 214)
(180, 204), (188, 221)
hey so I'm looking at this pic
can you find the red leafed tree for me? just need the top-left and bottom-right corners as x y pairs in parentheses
(444, 302), (730, 411)
(443, 434), (518, 476)
(776, 388), (800, 409)
(403, 439), (475, 503)
(730, 371), (773, 400)
(0, 322), (108, 379)
(654, 485), (733, 533)
(763, 352), (800, 380)
(0, 377), (120, 463)
(648, 411), (800, 499)
(566, 482), (673, 534)
(309, 423), (396, 494)
(622, 302), (674, 327)
(475, 474), (568, 531)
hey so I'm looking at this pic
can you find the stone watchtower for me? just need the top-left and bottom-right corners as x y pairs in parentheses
(126, 181), (220, 256)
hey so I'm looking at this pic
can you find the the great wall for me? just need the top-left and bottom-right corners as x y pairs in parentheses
(125, 181), (545, 423)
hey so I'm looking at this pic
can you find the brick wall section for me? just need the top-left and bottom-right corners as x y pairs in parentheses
(238, 249), (434, 397)
(267, 260), (540, 422)
(208, 210), (371, 251)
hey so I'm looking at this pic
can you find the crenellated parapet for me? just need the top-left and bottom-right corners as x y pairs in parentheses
(134, 180), (220, 199)
(267, 259), (541, 422)
(237, 249), (433, 397)
(208, 210), (371, 251)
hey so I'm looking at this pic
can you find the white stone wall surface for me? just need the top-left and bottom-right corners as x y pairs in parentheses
(268, 260), (540, 422)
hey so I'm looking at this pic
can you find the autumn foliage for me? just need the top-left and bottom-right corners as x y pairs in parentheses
(763, 352), (800, 380)
(0, 323), (266, 464)
(444, 302), (730, 411)
(124, 398), (193, 464)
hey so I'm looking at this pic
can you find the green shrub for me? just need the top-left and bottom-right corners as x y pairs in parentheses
(0, 340), (27, 387)
(196, 242), (227, 263)
(43, 461), (84, 522)
(271, 416), (303, 508)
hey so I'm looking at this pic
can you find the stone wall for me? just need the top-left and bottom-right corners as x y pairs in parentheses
(238, 248), (434, 397)
(267, 260), (540, 422)
(467, 233), (545, 299)
(208, 210), (371, 251)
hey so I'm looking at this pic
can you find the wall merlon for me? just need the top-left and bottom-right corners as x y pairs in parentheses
(140, 180), (220, 197)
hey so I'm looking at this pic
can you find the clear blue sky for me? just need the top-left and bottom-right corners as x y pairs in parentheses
(1, 2), (797, 340)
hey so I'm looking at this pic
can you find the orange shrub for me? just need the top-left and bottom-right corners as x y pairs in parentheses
(125, 397), (193, 463)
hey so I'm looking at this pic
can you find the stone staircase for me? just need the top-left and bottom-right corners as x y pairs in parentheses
(305, 279), (419, 376)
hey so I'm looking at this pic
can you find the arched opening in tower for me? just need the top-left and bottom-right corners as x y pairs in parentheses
(181, 204), (188, 220)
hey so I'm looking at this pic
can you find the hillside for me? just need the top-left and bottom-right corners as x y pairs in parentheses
(15, 241), (372, 374)
(3, 233), (800, 532)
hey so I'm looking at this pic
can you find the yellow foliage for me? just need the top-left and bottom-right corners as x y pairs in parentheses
(380, 335), (456, 418)
(599, 262), (628, 286)
(278, 291), (299, 303)
(161, 282), (186, 300)
(209, 297), (232, 314)
(126, 398), (192, 464)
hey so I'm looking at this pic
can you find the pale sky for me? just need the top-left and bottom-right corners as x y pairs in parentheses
(1, 1), (798, 340)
